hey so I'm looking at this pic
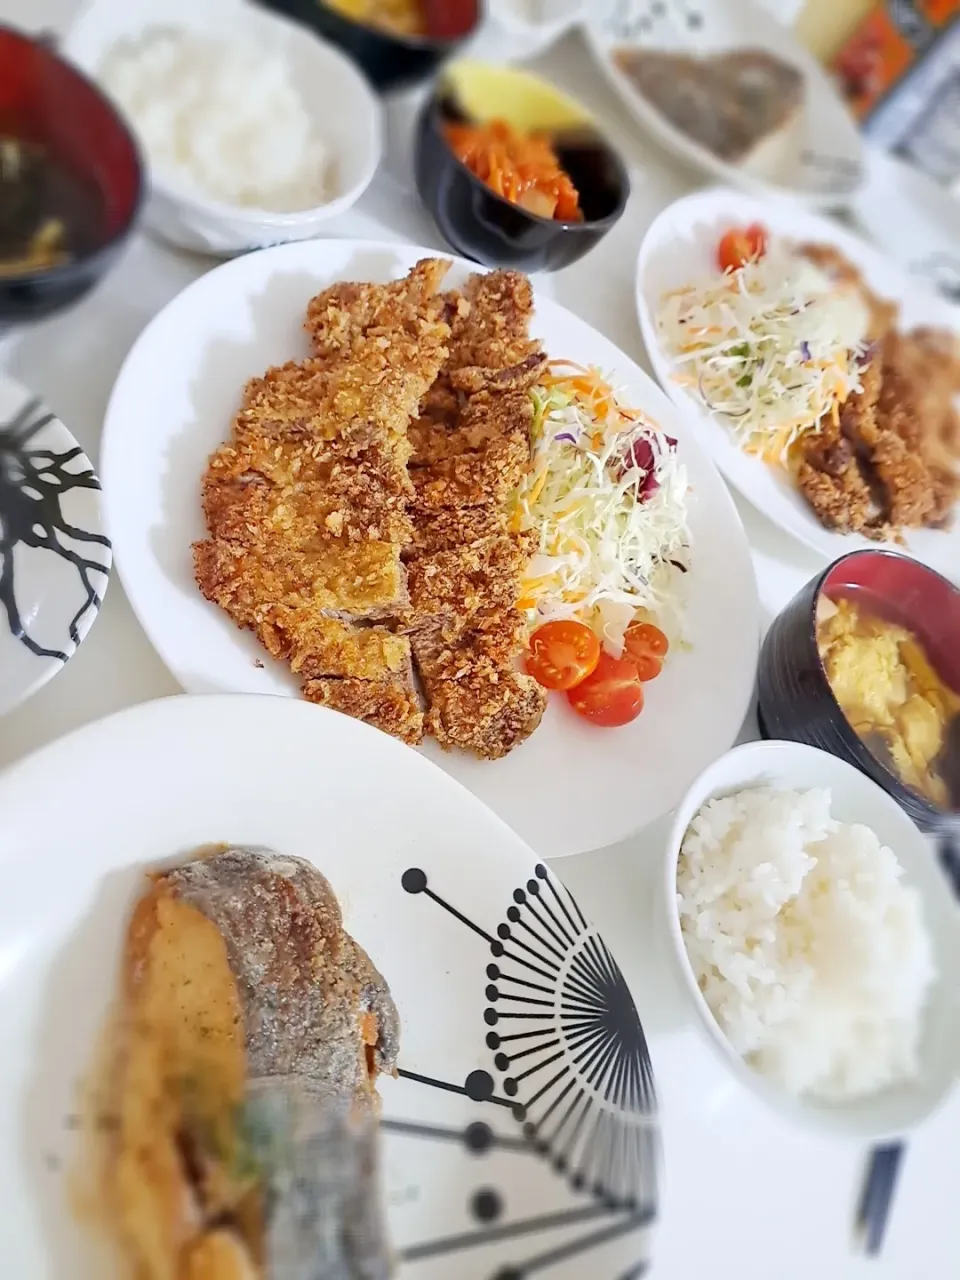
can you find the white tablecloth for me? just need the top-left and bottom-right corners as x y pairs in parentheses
(1, 5), (956, 1277)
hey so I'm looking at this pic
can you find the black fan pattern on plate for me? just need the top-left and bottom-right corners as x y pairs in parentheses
(0, 397), (110, 662)
(390, 863), (659, 1277)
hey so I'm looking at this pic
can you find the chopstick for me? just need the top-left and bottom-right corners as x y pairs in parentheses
(855, 830), (960, 1257)
(855, 1142), (905, 1256)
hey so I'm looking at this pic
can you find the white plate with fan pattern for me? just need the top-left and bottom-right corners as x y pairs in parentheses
(0, 693), (659, 1279)
(582, 0), (864, 206)
(100, 237), (759, 859)
(0, 373), (111, 716)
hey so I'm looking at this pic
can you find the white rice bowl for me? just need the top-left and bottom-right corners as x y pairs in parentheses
(677, 785), (937, 1102)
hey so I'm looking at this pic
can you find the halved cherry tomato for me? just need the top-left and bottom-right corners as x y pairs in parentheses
(567, 652), (644, 727)
(525, 620), (601, 691)
(623, 621), (669, 682)
(717, 222), (768, 272)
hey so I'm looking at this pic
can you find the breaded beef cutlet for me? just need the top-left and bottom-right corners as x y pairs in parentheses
(404, 271), (547, 759)
(194, 260), (453, 743)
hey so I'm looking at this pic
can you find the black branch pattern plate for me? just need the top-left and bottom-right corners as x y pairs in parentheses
(0, 374), (111, 714)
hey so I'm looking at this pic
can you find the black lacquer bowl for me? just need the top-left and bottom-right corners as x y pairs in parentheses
(255, 0), (481, 92)
(0, 25), (142, 330)
(415, 61), (629, 272)
(757, 549), (960, 831)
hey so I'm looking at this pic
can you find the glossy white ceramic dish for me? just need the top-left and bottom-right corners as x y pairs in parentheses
(100, 237), (759, 857)
(63, 0), (382, 256)
(661, 740), (960, 1140)
(0, 693), (659, 1278)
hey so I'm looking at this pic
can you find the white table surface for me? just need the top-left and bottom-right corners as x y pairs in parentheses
(2, 4), (956, 1277)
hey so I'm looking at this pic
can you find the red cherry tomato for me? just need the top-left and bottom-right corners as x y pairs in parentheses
(567, 652), (645, 727)
(623, 621), (669, 682)
(525, 620), (601, 691)
(717, 222), (768, 272)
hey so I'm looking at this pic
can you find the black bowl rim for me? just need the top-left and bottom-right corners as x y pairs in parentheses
(805, 547), (960, 819)
(311, 0), (483, 52)
(0, 23), (146, 289)
(422, 80), (631, 234)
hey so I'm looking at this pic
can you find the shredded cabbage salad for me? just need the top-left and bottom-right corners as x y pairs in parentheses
(513, 361), (691, 655)
(657, 244), (870, 462)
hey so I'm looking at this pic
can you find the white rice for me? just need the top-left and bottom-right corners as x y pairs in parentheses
(677, 785), (936, 1101)
(99, 26), (332, 212)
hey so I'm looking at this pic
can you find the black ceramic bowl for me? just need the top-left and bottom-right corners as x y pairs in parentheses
(415, 61), (630, 273)
(757, 549), (960, 832)
(255, 0), (481, 92)
(0, 25), (143, 331)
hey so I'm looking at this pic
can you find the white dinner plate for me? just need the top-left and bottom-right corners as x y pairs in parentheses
(100, 237), (759, 858)
(0, 373), (111, 716)
(636, 187), (960, 581)
(0, 693), (659, 1279)
(582, 0), (863, 206)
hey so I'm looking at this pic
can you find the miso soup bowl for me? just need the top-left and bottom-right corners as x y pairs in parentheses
(756, 549), (960, 831)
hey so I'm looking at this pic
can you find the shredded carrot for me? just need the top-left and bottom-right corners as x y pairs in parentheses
(443, 119), (583, 222)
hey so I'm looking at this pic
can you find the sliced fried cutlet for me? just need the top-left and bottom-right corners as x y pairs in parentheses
(196, 261), (459, 748)
(426, 665), (546, 760)
(412, 437), (530, 512)
(448, 351), (548, 395)
(410, 610), (528, 684)
(250, 610), (414, 682)
(202, 439), (413, 547)
(405, 536), (529, 626)
(235, 357), (432, 461)
(302, 676), (424, 745)
(445, 270), (542, 371)
(404, 506), (507, 556)
(304, 258), (452, 377)
(194, 533), (407, 626)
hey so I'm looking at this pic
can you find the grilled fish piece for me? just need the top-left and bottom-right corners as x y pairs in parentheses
(107, 847), (398, 1280)
(614, 47), (804, 162)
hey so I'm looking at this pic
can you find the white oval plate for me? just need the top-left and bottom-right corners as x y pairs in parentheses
(0, 693), (659, 1279)
(582, 0), (864, 206)
(100, 238), (758, 858)
(0, 374), (111, 716)
(636, 187), (960, 581)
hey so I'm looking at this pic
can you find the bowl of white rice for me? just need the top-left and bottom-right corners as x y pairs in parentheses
(63, 0), (382, 256)
(663, 739), (960, 1138)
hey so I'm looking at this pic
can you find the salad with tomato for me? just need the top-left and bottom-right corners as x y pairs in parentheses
(515, 362), (690, 728)
(657, 223), (870, 463)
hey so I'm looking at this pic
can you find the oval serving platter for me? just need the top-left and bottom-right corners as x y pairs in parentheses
(0, 693), (659, 1278)
(100, 237), (759, 857)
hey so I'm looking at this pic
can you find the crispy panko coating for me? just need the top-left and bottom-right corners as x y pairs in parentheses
(795, 249), (960, 539)
(405, 536), (532, 626)
(194, 262), (453, 744)
(404, 505), (507, 556)
(425, 666), (546, 760)
(196, 260), (550, 757)
(410, 611), (529, 684)
(302, 677), (424, 745)
(305, 257), (452, 371)
(405, 270), (546, 759)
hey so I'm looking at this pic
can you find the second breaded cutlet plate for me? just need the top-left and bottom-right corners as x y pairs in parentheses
(636, 188), (960, 583)
(101, 238), (758, 857)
